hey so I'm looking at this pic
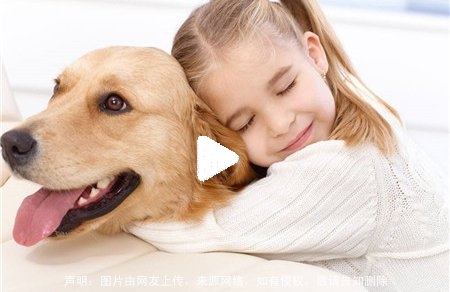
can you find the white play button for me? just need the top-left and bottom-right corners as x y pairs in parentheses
(197, 136), (239, 182)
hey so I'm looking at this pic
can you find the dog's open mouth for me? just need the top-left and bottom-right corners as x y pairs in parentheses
(13, 172), (140, 246)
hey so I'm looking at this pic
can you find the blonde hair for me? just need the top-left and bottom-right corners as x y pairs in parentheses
(172, 0), (400, 154)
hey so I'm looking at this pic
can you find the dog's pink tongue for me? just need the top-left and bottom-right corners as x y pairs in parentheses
(13, 188), (84, 246)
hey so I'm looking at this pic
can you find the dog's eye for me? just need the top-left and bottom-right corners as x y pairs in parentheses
(101, 94), (128, 112)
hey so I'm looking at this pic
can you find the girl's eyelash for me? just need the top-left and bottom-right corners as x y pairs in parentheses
(237, 78), (296, 133)
(277, 79), (296, 96)
(238, 116), (255, 133)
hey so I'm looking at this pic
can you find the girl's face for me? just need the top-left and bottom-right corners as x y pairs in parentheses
(201, 32), (336, 167)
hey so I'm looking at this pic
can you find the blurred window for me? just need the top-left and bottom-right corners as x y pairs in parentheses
(320, 0), (449, 16)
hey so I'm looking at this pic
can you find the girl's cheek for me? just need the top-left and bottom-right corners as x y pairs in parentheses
(242, 134), (255, 153)
(243, 133), (262, 159)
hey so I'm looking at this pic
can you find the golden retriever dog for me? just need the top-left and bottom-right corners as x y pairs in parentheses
(1, 46), (255, 247)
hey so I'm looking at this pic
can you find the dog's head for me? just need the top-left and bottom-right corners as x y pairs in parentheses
(1, 46), (254, 246)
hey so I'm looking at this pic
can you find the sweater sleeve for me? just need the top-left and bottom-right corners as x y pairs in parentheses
(128, 141), (379, 262)
(214, 140), (379, 262)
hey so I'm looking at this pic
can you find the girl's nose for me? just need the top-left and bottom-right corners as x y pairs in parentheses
(266, 110), (295, 138)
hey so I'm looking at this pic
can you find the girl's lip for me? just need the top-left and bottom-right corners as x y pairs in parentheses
(282, 123), (313, 152)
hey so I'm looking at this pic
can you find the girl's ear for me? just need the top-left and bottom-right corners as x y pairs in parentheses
(302, 31), (329, 75)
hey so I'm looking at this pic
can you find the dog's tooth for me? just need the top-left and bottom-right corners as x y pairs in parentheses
(97, 176), (113, 189)
(89, 188), (100, 198)
(78, 197), (88, 206)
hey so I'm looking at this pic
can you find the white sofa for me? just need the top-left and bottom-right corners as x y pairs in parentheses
(1, 62), (368, 292)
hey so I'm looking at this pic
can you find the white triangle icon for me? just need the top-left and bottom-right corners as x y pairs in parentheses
(197, 136), (239, 182)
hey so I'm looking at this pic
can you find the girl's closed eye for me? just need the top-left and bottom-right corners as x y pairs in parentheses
(238, 116), (255, 133)
(277, 79), (296, 96)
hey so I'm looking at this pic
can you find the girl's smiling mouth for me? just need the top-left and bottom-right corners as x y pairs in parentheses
(282, 123), (313, 152)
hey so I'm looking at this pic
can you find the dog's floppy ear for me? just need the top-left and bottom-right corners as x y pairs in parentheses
(192, 98), (256, 189)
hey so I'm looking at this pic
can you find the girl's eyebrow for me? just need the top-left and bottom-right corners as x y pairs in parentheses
(267, 65), (292, 89)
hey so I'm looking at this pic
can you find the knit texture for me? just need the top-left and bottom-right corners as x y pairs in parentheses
(128, 84), (449, 291)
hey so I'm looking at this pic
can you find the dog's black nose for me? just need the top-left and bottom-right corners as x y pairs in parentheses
(1, 129), (37, 169)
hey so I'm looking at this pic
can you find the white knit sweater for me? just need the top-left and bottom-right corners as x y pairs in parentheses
(129, 90), (449, 292)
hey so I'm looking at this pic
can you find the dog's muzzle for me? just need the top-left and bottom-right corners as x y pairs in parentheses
(1, 129), (37, 170)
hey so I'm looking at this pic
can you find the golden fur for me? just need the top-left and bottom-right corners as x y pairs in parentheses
(7, 46), (255, 238)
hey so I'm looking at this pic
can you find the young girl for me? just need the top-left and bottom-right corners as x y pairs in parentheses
(129, 0), (448, 290)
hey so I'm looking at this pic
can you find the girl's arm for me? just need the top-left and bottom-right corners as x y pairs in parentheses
(129, 141), (379, 262)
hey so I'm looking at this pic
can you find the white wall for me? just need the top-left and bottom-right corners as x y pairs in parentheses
(1, 0), (448, 173)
